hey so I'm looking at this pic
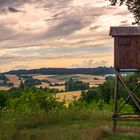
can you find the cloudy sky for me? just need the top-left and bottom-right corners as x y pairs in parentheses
(0, 0), (133, 71)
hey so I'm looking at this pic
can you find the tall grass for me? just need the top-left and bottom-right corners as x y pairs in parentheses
(1, 109), (140, 140)
(0, 109), (110, 140)
(15, 109), (111, 129)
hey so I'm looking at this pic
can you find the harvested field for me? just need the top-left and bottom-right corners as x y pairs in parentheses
(48, 74), (81, 80)
(33, 74), (56, 80)
(0, 74), (106, 91)
(5, 74), (21, 87)
(33, 74), (106, 87)
(56, 90), (81, 103)
(0, 86), (10, 90)
(50, 85), (65, 90)
(36, 82), (49, 88)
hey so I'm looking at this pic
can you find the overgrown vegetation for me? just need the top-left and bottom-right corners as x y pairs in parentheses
(23, 79), (42, 88)
(0, 72), (140, 140)
(5, 67), (115, 75)
(65, 78), (89, 91)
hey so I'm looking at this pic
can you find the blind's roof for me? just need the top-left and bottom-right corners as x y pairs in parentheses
(109, 26), (140, 36)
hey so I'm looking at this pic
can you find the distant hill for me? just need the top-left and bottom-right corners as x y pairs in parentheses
(4, 67), (115, 75)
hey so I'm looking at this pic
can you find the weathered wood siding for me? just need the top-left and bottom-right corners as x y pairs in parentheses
(114, 36), (140, 69)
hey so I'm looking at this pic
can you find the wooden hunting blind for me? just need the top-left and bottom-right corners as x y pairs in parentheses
(109, 27), (140, 131)
(110, 27), (140, 70)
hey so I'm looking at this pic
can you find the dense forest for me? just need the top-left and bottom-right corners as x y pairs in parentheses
(4, 67), (115, 75)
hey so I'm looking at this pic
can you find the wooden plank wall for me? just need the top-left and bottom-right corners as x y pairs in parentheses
(114, 36), (140, 69)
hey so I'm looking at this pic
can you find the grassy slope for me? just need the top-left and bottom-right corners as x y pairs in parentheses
(1, 110), (140, 140)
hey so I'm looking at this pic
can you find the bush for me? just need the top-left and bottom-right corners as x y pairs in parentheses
(7, 88), (65, 113)
(24, 79), (42, 87)
(65, 78), (89, 91)
(0, 92), (8, 110)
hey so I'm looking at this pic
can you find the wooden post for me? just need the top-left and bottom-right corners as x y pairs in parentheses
(112, 71), (140, 130)
(110, 27), (140, 130)
(113, 73), (119, 130)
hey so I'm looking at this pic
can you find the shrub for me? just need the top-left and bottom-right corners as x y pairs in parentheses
(65, 78), (89, 91)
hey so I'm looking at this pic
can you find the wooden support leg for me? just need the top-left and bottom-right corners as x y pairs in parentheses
(113, 74), (119, 131)
(112, 72), (140, 129)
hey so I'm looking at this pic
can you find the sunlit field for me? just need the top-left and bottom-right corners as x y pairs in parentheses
(0, 74), (106, 91)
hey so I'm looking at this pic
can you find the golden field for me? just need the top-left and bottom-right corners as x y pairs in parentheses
(56, 90), (81, 103)
(0, 74), (106, 93)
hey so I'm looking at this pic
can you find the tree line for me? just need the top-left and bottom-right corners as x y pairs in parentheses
(4, 67), (115, 75)
(0, 72), (139, 113)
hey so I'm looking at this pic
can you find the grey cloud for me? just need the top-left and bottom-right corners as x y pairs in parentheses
(0, 0), (72, 14)
(0, 24), (19, 41)
(0, 55), (20, 64)
(40, 18), (88, 39)
(44, 4), (104, 22)
(52, 12), (64, 18)
(48, 18), (85, 35)
(8, 7), (21, 13)
(40, 6), (105, 39)
(0, 0), (27, 13)
(0, 0), (115, 42)
(0, 43), (45, 51)
(44, 11), (66, 21)
(0, 55), (17, 60)
(43, 2), (110, 38)
(44, 17), (62, 21)
(43, 0), (72, 9)
(77, 37), (109, 44)
(0, 0), (129, 64)
(89, 26), (100, 30)
(0, 0), (32, 6)
(0, 54), (37, 65)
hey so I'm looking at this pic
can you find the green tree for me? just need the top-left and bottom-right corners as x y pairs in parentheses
(80, 89), (99, 103)
(105, 75), (115, 81)
(97, 81), (115, 103)
(24, 79), (41, 87)
(7, 87), (65, 113)
(65, 79), (89, 91)
(0, 92), (8, 110)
